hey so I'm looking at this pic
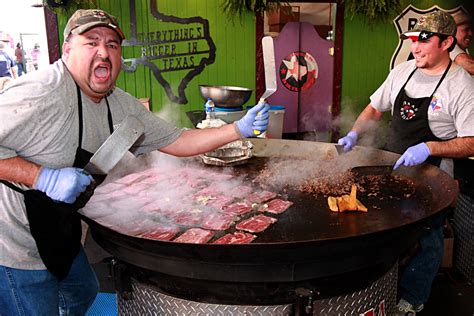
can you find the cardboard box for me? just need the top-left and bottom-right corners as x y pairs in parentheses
(268, 6), (300, 27)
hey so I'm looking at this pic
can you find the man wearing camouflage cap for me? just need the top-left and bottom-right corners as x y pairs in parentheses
(337, 10), (474, 315)
(0, 8), (269, 315)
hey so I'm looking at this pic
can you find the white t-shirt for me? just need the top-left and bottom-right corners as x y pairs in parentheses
(370, 59), (474, 140)
(0, 60), (183, 269)
(450, 44), (470, 61)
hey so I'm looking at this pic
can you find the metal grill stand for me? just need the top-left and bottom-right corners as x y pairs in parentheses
(117, 264), (397, 316)
(453, 193), (474, 283)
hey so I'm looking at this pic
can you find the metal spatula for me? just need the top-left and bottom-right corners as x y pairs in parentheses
(254, 36), (277, 136)
(350, 164), (396, 176)
(261, 36), (277, 101)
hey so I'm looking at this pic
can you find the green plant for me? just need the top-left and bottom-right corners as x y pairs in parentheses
(221, 0), (286, 20)
(43, 0), (97, 15)
(343, 0), (401, 23)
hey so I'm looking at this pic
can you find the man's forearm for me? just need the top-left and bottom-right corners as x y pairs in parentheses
(426, 136), (474, 158)
(159, 123), (240, 157)
(0, 156), (41, 187)
(454, 53), (474, 75)
(351, 104), (384, 134)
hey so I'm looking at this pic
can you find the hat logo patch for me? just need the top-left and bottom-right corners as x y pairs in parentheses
(400, 100), (418, 120)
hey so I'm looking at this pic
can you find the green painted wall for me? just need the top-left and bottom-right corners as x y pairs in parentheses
(57, 0), (256, 128)
(339, 0), (471, 134)
(56, 1), (470, 132)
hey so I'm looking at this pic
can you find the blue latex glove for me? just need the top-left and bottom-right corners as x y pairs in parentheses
(236, 102), (271, 138)
(337, 131), (358, 152)
(393, 143), (430, 170)
(35, 167), (93, 204)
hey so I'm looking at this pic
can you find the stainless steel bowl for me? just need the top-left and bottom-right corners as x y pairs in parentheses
(199, 85), (253, 108)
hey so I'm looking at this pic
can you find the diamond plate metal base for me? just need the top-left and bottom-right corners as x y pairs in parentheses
(312, 263), (397, 315)
(118, 263), (398, 316)
(118, 281), (292, 315)
(453, 193), (474, 283)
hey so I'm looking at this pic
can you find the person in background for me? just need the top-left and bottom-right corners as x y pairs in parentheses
(30, 43), (41, 70)
(14, 43), (25, 76)
(0, 9), (270, 315)
(450, 9), (473, 75)
(0, 41), (17, 79)
(337, 11), (474, 315)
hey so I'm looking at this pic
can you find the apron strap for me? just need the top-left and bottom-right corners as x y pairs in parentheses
(76, 84), (85, 147)
(401, 66), (418, 91)
(105, 96), (113, 134)
(429, 60), (451, 98)
(76, 85), (114, 147)
(401, 60), (452, 96)
(0, 180), (25, 193)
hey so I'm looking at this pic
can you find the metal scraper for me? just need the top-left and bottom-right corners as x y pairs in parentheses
(335, 144), (346, 155)
(84, 115), (145, 175)
(254, 36), (277, 136)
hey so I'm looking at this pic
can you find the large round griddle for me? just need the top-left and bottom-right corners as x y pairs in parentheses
(83, 139), (457, 285)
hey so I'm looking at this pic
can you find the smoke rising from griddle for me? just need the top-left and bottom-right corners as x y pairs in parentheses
(332, 98), (389, 149)
(253, 154), (354, 192)
(81, 151), (255, 237)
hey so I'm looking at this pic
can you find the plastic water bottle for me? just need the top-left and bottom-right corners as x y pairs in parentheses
(205, 98), (216, 120)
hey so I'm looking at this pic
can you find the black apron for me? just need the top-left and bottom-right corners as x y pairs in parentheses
(0, 85), (113, 280)
(385, 61), (452, 167)
(385, 61), (473, 197)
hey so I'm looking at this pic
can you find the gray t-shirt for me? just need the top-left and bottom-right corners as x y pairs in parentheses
(370, 59), (474, 140)
(0, 60), (183, 269)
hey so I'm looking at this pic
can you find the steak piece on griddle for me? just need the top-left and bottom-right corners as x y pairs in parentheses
(229, 185), (254, 199)
(205, 195), (234, 209)
(201, 212), (235, 231)
(173, 228), (215, 244)
(235, 214), (277, 233)
(137, 224), (180, 241)
(221, 202), (253, 215)
(212, 231), (257, 244)
(245, 190), (277, 204)
(167, 208), (205, 226)
(259, 198), (294, 214)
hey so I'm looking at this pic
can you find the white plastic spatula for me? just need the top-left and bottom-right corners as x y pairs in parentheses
(254, 36), (277, 136)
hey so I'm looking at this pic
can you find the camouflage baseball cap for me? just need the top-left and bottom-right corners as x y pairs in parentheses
(400, 10), (457, 41)
(64, 9), (125, 42)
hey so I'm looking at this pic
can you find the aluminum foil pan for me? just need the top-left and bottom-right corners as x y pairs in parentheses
(200, 140), (253, 166)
